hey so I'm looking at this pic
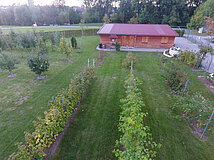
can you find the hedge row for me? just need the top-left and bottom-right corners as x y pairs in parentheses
(10, 67), (94, 160)
(114, 73), (160, 160)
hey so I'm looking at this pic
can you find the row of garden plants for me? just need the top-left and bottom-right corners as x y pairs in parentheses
(161, 59), (213, 137)
(113, 72), (160, 159)
(9, 67), (94, 160)
(0, 32), (77, 78)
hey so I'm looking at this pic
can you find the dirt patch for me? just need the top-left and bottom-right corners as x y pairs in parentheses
(198, 76), (214, 94)
(15, 96), (29, 105)
(4, 107), (16, 112)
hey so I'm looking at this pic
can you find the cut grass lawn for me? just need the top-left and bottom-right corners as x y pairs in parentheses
(0, 36), (99, 159)
(51, 51), (214, 160)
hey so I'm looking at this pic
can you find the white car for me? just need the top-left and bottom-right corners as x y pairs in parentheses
(163, 47), (180, 58)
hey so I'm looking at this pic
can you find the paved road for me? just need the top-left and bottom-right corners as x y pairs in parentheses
(0, 26), (100, 29)
(175, 37), (214, 74)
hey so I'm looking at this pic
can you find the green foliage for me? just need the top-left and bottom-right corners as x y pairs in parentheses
(71, 37), (77, 49)
(128, 16), (138, 24)
(188, 0), (214, 29)
(197, 45), (213, 67)
(115, 42), (121, 51)
(163, 63), (188, 93)
(0, 52), (19, 73)
(179, 50), (200, 67)
(103, 14), (110, 23)
(16, 33), (37, 48)
(27, 49), (49, 76)
(122, 53), (136, 69)
(114, 73), (160, 160)
(175, 29), (185, 37)
(171, 93), (213, 129)
(9, 67), (94, 160)
(59, 37), (72, 57)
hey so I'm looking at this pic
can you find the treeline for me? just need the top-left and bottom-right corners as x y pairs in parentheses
(0, 5), (82, 26)
(0, 0), (208, 26)
(82, 0), (207, 26)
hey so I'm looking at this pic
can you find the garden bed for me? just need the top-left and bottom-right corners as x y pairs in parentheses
(198, 76), (214, 94)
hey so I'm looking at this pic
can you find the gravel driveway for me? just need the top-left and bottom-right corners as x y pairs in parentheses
(174, 37), (214, 74)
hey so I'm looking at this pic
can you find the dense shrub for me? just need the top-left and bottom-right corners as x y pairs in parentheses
(114, 73), (160, 160)
(50, 31), (61, 47)
(179, 50), (200, 67)
(9, 67), (94, 160)
(0, 52), (19, 73)
(71, 37), (77, 49)
(175, 29), (185, 37)
(163, 63), (188, 93)
(171, 93), (213, 131)
(27, 48), (49, 76)
(122, 53), (136, 69)
(16, 33), (37, 48)
(115, 42), (121, 51)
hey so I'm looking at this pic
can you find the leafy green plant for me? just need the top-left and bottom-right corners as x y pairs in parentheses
(171, 93), (213, 131)
(114, 73), (160, 160)
(122, 53), (136, 69)
(71, 36), (77, 49)
(9, 67), (94, 160)
(179, 50), (200, 67)
(0, 52), (19, 74)
(115, 42), (121, 51)
(197, 45), (213, 68)
(60, 37), (72, 58)
(163, 63), (188, 93)
(27, 49), (49, 76)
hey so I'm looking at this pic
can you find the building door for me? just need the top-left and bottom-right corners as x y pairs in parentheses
(129, 36), (135, 47)
(121, 36), (127, 46)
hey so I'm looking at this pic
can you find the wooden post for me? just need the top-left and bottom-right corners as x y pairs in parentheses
(92, 59), (95, 68)
(88, 59), (90, 68)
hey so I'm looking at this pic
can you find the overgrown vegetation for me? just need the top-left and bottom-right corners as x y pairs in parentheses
(9, 67), (94, 160)
(114, 72), (160, 159)
(171, 93), (213, 133)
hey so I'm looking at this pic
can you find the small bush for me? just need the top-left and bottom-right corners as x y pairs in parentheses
(163, 63), (188, 93)
(179, 50), (200, 67)
(27, 50), (49, 76)
(0, 52), (19, 74)
(115, 42), (121, 51)
(122, 53), (136, 69)
(60, 37), (72, 57)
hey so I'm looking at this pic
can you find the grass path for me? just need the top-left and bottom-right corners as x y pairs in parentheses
(51, 52), (128, 160)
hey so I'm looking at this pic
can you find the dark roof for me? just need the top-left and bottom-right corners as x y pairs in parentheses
(97, 24), (179, 37)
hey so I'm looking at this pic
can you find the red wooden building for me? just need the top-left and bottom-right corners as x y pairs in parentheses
(97, 24), (179, 49)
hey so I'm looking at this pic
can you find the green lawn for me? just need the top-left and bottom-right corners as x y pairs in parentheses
(0, 36), (99, 159)
(51, 51), (214, 160)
